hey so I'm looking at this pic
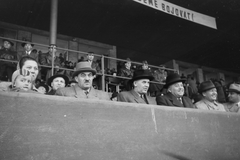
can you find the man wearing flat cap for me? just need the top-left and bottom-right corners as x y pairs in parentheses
(55, 61), (110, 100)
(0, 39), (17, 81)
(17, 40), (38, 62)
(223, 83), (240, 113)
(156, 73), (194, 108)
(195, 80), (226, 111)
(117, 69), (156, 104)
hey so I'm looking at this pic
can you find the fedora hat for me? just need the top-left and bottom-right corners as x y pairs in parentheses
(2, 39), (14, 46)
(130, 69), (154, 84)
(21, 40), (34, 47)
(228, 83), (240, 94)
(47, 74), (69, 87)
(199, 80), (216, 93)
(72, 61), (96, 78)
(164, 73), (186, 88)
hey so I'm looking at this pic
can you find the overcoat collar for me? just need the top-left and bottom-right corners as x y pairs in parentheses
(130, 90), (149, 104)
(73, 85), (98, 98)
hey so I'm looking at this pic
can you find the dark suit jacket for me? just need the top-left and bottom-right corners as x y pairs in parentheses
(156, 92), (194, 108)
(55, 85), (110, 100)
(17, 50), (39, 62)
(117, 90), (156, 105)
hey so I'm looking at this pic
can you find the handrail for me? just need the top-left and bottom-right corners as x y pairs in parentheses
(0, 37), (171, 90)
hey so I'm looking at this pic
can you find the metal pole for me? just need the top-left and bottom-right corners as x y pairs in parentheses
(50, 0), (58, 76)
(101, 55), (105, 91)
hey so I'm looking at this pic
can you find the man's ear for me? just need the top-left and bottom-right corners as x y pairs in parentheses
(74, 76), (78, 82)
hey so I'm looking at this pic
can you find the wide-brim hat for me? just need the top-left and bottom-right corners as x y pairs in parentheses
(164, 73), (186, 88)
(72, 61), (96, 78)
(129, 69), (154, 84)
(3, 39), (14, 46)
(199, 80), (216, 93)
(21, 41), (34, 47)
(228, 83), (240, 94)
(47, 74), (69, 87)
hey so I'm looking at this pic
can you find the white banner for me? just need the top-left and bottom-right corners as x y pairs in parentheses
(133, 0), (217, 29)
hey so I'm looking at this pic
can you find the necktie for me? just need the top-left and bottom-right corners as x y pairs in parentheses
(141, 94), (148, 104)
(84, 90), (88, 95)
(177, 97), (183, 104)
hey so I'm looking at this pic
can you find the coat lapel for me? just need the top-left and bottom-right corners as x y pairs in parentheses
(130, 90), (146, 104)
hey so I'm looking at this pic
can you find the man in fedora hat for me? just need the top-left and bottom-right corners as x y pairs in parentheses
(223, 83), (240, 113)
(117, 69), (156, 104)
(55, 61), (110, 100)
(156, 73), (194, 108)
(195, 80), (226, 111)
(0, 38), (17, 81)
(46, 74), (69, 95)
(17, 40), (38, 62)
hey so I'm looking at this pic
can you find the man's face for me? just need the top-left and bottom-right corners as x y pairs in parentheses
(75, 72), (94, 90)
(22, 60), (39, 81)
(134, 79), (150, 94)
(142, 64), (148, 70)
(3, 41), (11, 49)
(24, 43), (32, 51)
(38, 86), (46, 94)
(15, 75), (32, 91)
(168, 82), (184, 98)
(125, 62), (131, 69)
(203, 88), (217, 102)
(228, 92), (240, 103)
(51, 77), (66, 90)
(87, 54), (94, 61)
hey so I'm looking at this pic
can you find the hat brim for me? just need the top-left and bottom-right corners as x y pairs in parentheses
(130, 75), (154, 84)
(21, 43), (34, 47)
(228, 89), (240, 94)
(164, 79), (186, 88)
(72, 69), (96, 78)
(199, 86), (216, 93)
(47, 74), (69, 87)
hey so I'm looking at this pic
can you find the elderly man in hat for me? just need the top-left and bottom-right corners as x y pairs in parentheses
(46, 74), (69, 95)
(55, 61), (110, 100)
(156, 73), (194, 108)
(195, 80), (226, 111)
(17, 40), (38, 62)
(0, 39), (17, 81)
(223, 83), (240, 113)
(117, 69), (156, 104)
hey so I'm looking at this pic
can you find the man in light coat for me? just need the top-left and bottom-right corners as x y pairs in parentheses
(55, 61), (110, 100)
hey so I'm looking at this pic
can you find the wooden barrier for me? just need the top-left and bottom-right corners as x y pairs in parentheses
(0, 91), (239, 160)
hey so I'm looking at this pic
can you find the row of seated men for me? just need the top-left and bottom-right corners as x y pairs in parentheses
(0, 54), (239, 114)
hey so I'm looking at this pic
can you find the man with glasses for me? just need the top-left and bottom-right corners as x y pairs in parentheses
(223, 83), (240, 113)
(55, 61), (110, 100)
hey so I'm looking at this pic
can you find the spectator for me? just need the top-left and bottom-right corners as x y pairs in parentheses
(156, 73), (194, 108)
(195, 80), (226, 111)
(86, 52), (100, 72)
(0, 39), (17, 81)
(40, 45), (61, 81)
(223, 83), (240, 113)
(17, 40), (38, 62)
(118, 69), (156, 104)
(46, 74), (69, 95)
(9, 69), (36, 93)
(120, 58), (133, 91)
(55, 61), (110, 100)
(37, 83), (50, 94)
